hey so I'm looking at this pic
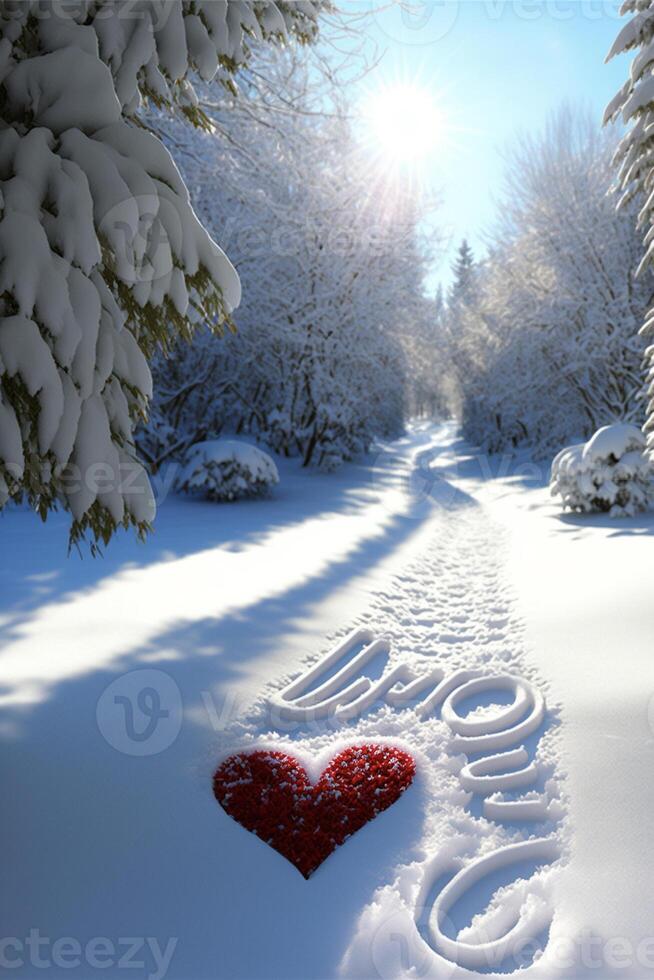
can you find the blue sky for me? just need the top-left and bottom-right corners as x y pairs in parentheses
(340, 1), (632, 291)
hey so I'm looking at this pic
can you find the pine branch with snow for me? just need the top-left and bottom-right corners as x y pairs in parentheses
(0, 0), (323, 549)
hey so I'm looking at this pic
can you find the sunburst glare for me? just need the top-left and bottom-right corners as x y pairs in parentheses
(359, 81), (447, 172)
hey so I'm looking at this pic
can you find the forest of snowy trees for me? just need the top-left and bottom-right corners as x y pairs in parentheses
(435, 3), (654, 463)
(0, 0), (443, 547)
(141, 55), (438, 473)
(438, 108), (654, 456)
(5, 0), (654, 545)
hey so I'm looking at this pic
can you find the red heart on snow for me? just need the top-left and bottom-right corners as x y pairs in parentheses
(213, 744), (415, 878)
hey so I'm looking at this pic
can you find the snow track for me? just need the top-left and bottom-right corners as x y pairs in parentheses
(221, 446), (566, 978)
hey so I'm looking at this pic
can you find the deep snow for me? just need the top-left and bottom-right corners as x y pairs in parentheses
(1, 423), (653, 979)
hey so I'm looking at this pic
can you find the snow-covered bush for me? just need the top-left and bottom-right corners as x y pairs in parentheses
(176, 440), (279, 502)
(0, 1), (322, 548)
(549, 443), (590, 512)
(550, 424), (652, 517)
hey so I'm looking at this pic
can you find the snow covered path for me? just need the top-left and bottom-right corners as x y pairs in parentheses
(454, 451), (654, 979)
(3, 423), (654, 979)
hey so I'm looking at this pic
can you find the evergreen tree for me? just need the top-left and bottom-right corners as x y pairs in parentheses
(605, 1), (654, 457)
(434, 284), (445, 319)
(0, 0), (322, 549)
(448, 239), (476, 307)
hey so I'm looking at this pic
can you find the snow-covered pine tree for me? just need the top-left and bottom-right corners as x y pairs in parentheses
(434, 284), (445, 322)
(448, 239), (476, 307)
(0, 0), (322, 549)
(440, 239), (479, 409)
(605, 2), (654, 458)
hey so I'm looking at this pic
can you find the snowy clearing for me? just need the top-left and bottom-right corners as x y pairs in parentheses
(2, 423), (654, 979)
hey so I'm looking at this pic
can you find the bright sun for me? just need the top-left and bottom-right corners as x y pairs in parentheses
(360, 82), (445, 168)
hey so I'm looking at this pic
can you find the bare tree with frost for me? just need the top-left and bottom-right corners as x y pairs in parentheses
(142, 56), (436, 471)
(443, 108), (652, 455)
